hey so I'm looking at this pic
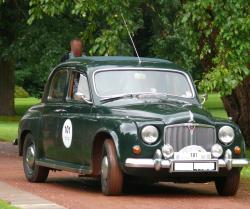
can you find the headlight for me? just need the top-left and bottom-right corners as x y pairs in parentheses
(211, 143), (223, 158)
(218, 126), (235, 144)
(141, 125), (159, 144)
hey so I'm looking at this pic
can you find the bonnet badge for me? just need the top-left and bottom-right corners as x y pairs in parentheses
(188, 111), (195, 123)
(188, 111), (195, 135)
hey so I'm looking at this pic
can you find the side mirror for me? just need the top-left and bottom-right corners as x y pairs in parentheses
(199, 93), (208, 105)
(75, 92), (92, 104)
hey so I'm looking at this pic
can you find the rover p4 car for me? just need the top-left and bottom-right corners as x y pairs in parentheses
(18, 56), (249, 196)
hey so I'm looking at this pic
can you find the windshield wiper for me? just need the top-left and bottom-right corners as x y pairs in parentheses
(136, 93), (191, 105)
(100, 92), (191, 105)
(100, 93), (137, 103)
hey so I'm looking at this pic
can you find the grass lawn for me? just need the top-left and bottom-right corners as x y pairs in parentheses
(0, 200), (20, 209)
(203, 93), (227, 118)
(0, 98), (40, 142)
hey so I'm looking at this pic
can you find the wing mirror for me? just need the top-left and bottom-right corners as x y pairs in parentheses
(199, 93), (208, 105)
(75, 92), (92, 104)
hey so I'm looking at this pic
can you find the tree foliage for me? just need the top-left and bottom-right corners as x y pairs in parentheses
(28, 0), (143, 56)
(14, 16), (86, 97)
(179, 0), (250, 95)
(28, 0), (193, 69)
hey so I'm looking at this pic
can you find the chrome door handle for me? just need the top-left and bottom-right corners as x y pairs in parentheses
(54, 109), (67, 113)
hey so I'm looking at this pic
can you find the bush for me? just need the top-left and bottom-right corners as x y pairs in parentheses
(15, 86), (29, 98)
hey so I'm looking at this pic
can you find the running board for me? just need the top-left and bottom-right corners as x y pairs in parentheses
(36, 159), (92, 175)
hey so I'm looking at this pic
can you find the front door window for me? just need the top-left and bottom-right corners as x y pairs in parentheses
(68, 72), (90, 101)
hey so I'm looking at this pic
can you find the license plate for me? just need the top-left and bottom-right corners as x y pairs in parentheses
(173, 162), (217, 172)
(174, 152), (211, 160)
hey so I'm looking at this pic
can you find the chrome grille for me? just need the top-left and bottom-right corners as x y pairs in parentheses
(164, 123), (216, 151)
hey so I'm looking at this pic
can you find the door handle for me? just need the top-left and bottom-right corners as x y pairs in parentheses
(54, 109), (67, 113)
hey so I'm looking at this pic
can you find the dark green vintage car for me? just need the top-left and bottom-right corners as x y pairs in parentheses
(18, 56), (248, 196)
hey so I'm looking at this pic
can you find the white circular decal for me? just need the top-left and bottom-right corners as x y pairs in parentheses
(62, 119), (72, 148)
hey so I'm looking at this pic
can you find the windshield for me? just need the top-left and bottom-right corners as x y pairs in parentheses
(94, 70), (194, 98)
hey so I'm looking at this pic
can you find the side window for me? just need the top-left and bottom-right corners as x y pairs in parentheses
(48, 70), (68, 101)
(68, 71), (90, 102)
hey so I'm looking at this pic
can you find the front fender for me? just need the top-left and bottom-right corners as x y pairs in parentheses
(95, 118), (139, 170)
(18, 109), (42, 156)
(214, 120), (246, 159)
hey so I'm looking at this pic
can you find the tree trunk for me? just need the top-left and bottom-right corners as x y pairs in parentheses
(222, 75), (250, 147)
(0, 59), (15, 115)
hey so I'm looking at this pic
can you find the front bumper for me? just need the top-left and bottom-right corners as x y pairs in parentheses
(125, 148), (249, 172)
(125, 158), (249, 172)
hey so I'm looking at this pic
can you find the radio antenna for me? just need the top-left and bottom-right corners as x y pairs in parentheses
(121, 13), (142, 64)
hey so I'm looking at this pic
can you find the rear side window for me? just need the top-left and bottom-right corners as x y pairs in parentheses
(48, 70), (68, 101)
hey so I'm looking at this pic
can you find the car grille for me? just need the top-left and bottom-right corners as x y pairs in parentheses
(164, 123), (216, 151)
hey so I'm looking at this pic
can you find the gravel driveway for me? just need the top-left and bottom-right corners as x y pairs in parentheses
(0, 141), (250, 209)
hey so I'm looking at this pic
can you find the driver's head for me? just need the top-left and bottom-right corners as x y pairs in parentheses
(70, 38), (84, 57)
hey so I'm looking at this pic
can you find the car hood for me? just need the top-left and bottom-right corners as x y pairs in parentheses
(99, 101), (215, 125)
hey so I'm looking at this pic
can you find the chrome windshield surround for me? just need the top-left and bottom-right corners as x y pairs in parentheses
(92, 67), (196, 99)
(164, 123), (217, 152)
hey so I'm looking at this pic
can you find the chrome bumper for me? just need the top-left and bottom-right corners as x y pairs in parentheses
(125, 148), (249, 171)
(125, 158), (249, 171)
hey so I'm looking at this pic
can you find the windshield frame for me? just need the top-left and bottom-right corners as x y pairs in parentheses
(92, 68), (196, 100)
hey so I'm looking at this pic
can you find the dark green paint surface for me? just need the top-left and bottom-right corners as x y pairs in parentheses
(18, 56), (246, 178)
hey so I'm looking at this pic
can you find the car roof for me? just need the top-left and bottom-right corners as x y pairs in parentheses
(57, 56), (187, 73)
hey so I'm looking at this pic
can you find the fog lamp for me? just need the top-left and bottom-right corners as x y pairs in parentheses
(211, 143), (223, 158)
(162, 144), (174, 159)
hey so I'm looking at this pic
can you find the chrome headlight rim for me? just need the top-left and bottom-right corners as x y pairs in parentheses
(141, 125), (159, 144)
(218, 125), (235, 145)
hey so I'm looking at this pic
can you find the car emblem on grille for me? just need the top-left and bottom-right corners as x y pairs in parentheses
(187, 124), (196, 135)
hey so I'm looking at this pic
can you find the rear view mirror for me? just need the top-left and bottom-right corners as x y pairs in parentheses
(75, 92), (92, 104)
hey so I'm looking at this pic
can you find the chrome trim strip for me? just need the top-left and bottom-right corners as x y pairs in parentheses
(164, 123), (215, 128)
(92, 67), (196, 99)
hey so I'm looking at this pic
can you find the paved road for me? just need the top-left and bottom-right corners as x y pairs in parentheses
(0, 141), (250, 209)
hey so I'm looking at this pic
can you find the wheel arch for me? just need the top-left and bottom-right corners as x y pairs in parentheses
(18, 130), (31, 156)
(91, 129), (120, 176)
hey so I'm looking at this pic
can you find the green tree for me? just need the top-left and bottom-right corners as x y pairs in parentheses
(0, 0), (87, 104)
(14, 16), (86, 97)
(28, 0), (144, 56)
(0, 0), (25, 115)
(179, 0), (250, 145)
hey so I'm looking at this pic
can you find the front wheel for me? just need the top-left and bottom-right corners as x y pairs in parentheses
(215, 168), (241, 196)
(23, 133), (49, 182)
(101, 139), (124, 195)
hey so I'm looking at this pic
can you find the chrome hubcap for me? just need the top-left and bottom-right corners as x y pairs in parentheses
(26, 145), (35, 172)
(101, 156), (109, 180)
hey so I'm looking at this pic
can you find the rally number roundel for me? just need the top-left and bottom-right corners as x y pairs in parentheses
(62, 119), (73, 148)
